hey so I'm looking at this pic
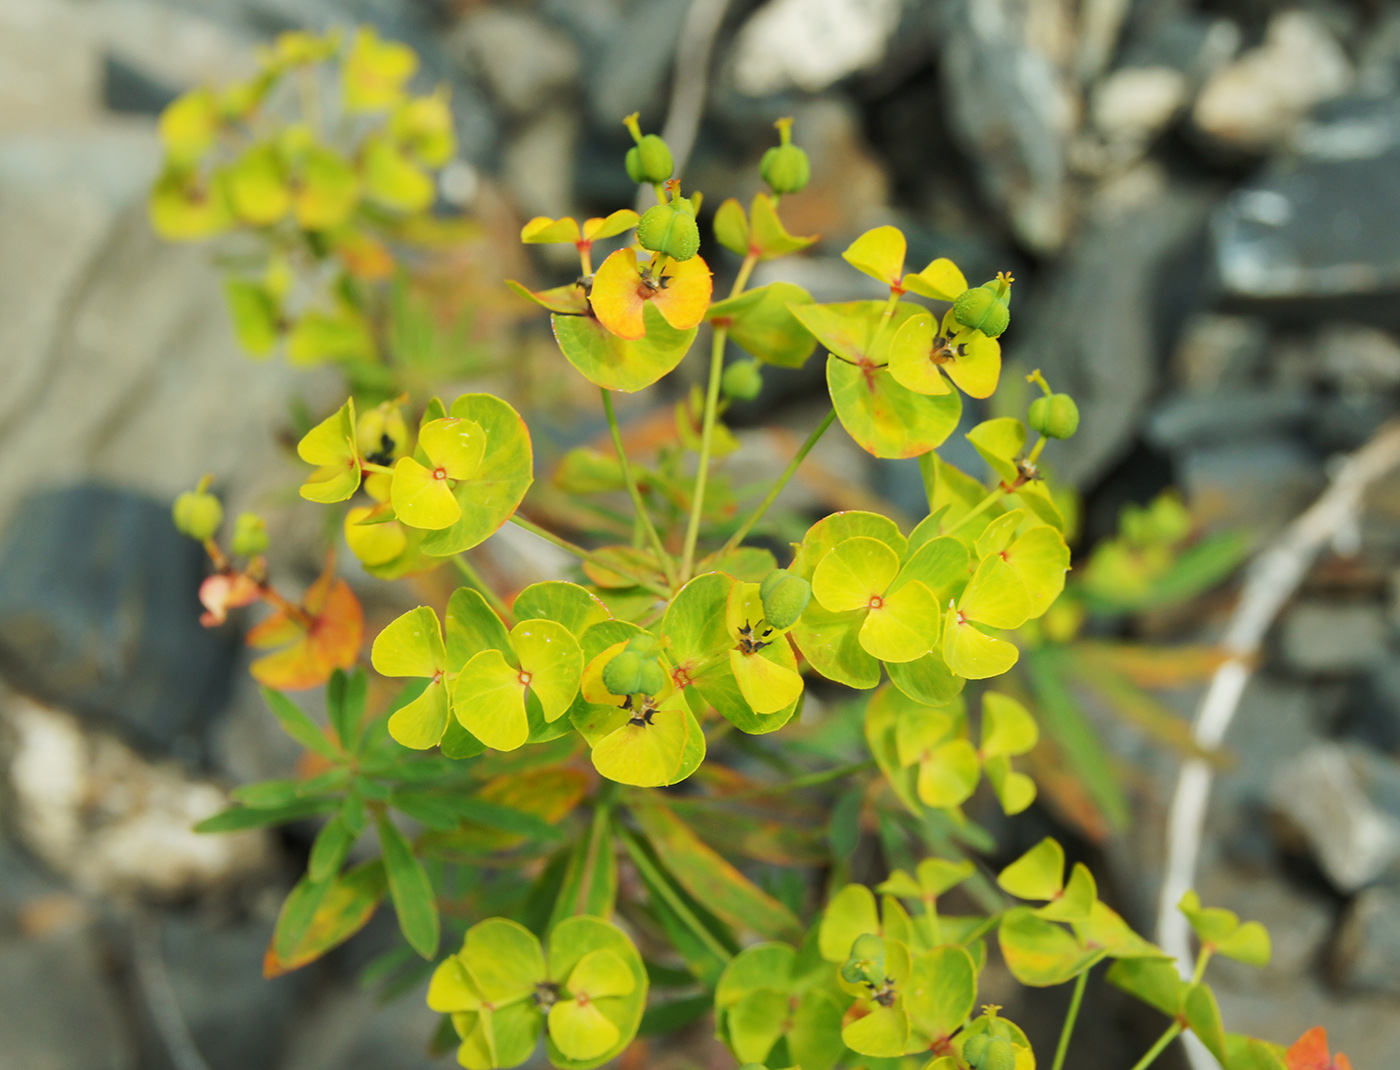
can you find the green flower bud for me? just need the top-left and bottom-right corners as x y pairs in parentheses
(953, 272), (1014, 339)
(173, 482), (223, 541)
(625, 633), (660, 659)
(760, 117), (811, 195)
(721, 359), (763, 401)
(962, 1034), (991, 1067)
(850, 933), (886, 965)
(231, 512), (269, 557)
(622, 113), (673, 185)
(976, 1036), (1016, 1070)
(637, 199), (700, 261)
(602, 650), (644, 696)
(636, 659), (668, 696)
(759, 569), (811, 630)
(1028, 393), (1079, 439)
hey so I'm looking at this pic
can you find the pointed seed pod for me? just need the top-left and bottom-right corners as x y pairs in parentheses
(953, 272), (1014, 339)
(625, 632), (660, 659)
(622, 112), (673, 185)
(1028, 393), (1079, 439)
(978, 1036), (1017, 1070)
(721, 359), (763, 401)
(760, 117), (810, 195)
(760, 569), (811, 630)
(173, 485), (223, 540)
(232, 512), (270, 556)
(637, 196), (700, 261)
(636, 659), (668, 696)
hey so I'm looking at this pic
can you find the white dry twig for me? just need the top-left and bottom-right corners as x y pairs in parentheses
(635, 0), (733, 214)
(1155, 419), (1400, 1069)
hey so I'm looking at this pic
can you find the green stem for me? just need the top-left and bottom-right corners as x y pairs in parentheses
(601, 388), (678, 588)
(681, 324), (727, 580)
(1051, 968), (1090, 1070)
(718, 407), (836, 556)
(507, 515), (672, 599)
(941, 484), (1009, 537)
(452, 555), (513, 624)
(619, 827), (732, 964)
(866, 289), (902, 357)
(679, 251), (761, 581)
(1127, 1023), (1183, 1070)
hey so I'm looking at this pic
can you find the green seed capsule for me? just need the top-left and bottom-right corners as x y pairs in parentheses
(850, 933), (886, 965)
(625, 633), (660, 659)
(759, 569), (811, 630)
(953, 273), (1013, 339)
(637, 201), (700, 261)
(722, 359), (763, 401)
(985, 1019), (1016, 1043)
(636, 659), (668, 697)
(173, 489), (223, 540)
(231, 512), (269, 556)
(978, 1036), (1016, 1070)
(962, 1034), (991, 1067)
(625, 135), (673, 185)
(602, 650), (644, 696)
(760, 116), (810, 195)
(1028, 393), (1079, 439)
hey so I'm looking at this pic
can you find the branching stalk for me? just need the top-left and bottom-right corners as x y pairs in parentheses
(453, 555), (513, 624)
(601, 388), (678, 587)
(718, 407), (836, 556)
(1128, 1023), (1183, 1070)
(1051, 968), (1090, 1070)
(507, 515), (671, 599)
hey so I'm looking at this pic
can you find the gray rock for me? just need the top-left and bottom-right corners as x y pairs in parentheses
(938, 0), (1074, 253)
(730, 0), (904, 96)
(1118, 14), (1241, 84)
(1315, 321), (1400, 389)
(587, 0), (690, 128)
(1334, 883), (1400, 993)
(1310, 392), (1397, 454)
(136, 912), (307, 1070)
(1271, 742), (1400, 892)
(1193, 10), (1352, 151)
(0, 484), (236, 755)
(0, 926), (135, 1070)
(1279, 602), (1389, 677)
(452, 8), (579, 119)
(1171, 313), (1270, 392)
(1016, 180), (1217, 487)
(277, 981), (444, 1070)
(1212, 137), (1400, 306)
(502, 107), (579, 221)
(1213, 972), (1400, 1067)
(1179, 436), (1324, 536)
(1147, 389), (1311, 451)
(3, 695), (273, 900)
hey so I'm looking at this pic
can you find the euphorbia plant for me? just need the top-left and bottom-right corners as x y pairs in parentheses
(161, 27), (1345, 1070)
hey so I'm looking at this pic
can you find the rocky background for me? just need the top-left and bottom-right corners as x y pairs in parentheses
(4, 0), (1400, 1066)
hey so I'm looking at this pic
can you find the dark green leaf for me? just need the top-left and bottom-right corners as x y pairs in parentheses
(308, 814), (357, 883)
(375, 814), (440, 958)
(194, 796), (339, 832)
(640, 995), (712, 1036)
(262, 687), (341, 762)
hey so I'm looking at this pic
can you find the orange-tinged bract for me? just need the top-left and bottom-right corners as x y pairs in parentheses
(588, 248), (712, 340)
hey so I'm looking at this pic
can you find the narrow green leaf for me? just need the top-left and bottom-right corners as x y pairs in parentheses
(550, 804), (618, 929)
(194, 796), (339, 832)
(634, 803), (802, 942)
(262, 687), (341, 761)
(308, 814), (356, 882)
(273, 874), (334, 961)
(375, 814), (440, 958)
